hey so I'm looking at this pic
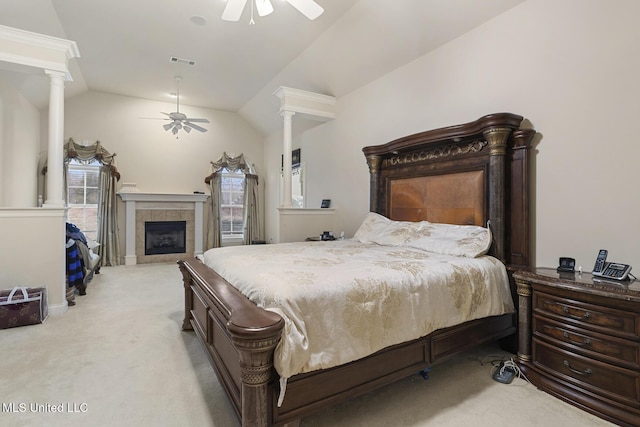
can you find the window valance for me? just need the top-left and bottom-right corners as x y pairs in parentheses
(42, 138), (121, 180)
(204, 152), (254, 184)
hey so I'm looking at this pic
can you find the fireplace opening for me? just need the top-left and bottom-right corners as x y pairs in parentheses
(145, 221), (186, 255)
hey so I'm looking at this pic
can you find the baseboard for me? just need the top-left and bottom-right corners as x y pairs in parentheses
(48, 301), (69, 316)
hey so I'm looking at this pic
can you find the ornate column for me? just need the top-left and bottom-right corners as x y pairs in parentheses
(482, 127), (512, 262)
(366, 155), (382, 212)
(516, 278), (532, 362)
(43, 70), (67, 208)
(281, 110), (295, 208)
(228, 313), (284, 427)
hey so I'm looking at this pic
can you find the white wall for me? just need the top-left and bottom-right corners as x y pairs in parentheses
(58, 91), (265, 194)
(0, 209), (66, 313)
(56, 91), (265, 258)
(264, 0), (640, 271)
(0, 77), (64, 314)
(0, 77), (40, 207)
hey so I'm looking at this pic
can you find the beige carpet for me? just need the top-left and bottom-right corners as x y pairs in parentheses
(1, 263), (613, 427)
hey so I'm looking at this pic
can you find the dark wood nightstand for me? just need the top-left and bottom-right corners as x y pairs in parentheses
(513, 268), (640, 426)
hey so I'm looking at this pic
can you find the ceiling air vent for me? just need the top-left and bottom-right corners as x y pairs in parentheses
(170, 57), (196, 66)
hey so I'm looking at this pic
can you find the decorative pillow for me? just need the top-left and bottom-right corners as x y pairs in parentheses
(406, 222), (492, 257)
(353, 212), (389, 243)
(354, 212), (420, 246)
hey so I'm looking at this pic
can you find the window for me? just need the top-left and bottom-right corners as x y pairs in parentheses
(67, 160), (100, 241)
(220, 168), (245, 240)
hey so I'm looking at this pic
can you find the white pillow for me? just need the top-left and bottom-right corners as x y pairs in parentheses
(354, 212), (420, 246)
(406, 222), (492, 257)
(353, 212), (389, 243)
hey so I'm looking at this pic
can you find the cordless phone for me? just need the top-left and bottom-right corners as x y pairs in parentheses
(592, 249), (608, 274)
(591, 249), (632, 281)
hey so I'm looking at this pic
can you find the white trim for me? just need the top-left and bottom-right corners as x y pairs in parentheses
(274, 86), (336, 121)
(118, 193), (209, 265)
(0, 24), (80, 79)
(0, 52), (68, 74)
(274, 86), (336, 105)
(48, 301), (69, 316)
(0, 25), (81, 58)
(277, 208), (335, 215)
(0, 207), (66, 218)
(118, 192), (209, 203)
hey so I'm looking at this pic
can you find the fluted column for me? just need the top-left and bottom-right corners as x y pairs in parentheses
(483, 127), (512, 262)
(281, 111), (295, 208)
(516, 278), (532, 362)
(44, 70), (67, 208)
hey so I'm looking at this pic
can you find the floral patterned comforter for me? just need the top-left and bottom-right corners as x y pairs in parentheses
(200, 239), (514, 400)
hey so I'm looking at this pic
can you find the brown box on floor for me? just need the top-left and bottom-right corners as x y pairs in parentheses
(0, 287), (48, 329)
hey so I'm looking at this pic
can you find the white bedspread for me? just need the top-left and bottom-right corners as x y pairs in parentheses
(201, 240), (514, 396)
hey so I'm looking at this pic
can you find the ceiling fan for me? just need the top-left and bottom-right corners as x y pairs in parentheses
(222, 0), (324, 23)
(160, 76), (209, 136)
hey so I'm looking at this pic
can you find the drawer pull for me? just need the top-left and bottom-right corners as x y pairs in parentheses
(563, 360), (592, 376)
(562, 305), (590, 320)
(562, 331), (592, 346)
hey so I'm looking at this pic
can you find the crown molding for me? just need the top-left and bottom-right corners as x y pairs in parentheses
(274, 86), (336, 121)
(0, 24), (80, 78)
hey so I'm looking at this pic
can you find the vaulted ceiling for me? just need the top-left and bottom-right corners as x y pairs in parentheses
(0, 0), (525, 135)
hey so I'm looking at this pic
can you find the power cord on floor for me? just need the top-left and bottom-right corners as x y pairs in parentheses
(490, 357), (532, 385)
(467, 349), (533, 385)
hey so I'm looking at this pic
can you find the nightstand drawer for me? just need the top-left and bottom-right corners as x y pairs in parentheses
(534, 339), (640, 405)
(534, 292), (638, 339)
(534, 316), (640, 369)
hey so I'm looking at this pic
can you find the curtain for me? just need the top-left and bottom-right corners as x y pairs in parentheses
(96, 164), (121, 266)
(244, 173), (260, 245)
(205, 173), (222, 249)
(44, 138), (122, 266)
(204, 152), (261, 249)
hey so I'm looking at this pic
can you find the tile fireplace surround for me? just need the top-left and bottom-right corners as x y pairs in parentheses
(118, 193), (209, 265)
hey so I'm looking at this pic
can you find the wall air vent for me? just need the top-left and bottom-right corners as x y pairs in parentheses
(170, 57), (196, 66)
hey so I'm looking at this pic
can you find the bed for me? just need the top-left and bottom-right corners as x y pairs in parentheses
(179, 112), (536, 427)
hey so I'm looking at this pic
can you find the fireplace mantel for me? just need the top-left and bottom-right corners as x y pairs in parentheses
(118, 192), (209, 265)
(118, 192), (209, 203)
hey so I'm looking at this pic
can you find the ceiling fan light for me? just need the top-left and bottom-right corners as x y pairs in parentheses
(184, 126), (192, 133)
(163, 123), (174, 131)
(172, 127), (179, 135)
(256, 0), (274, 17)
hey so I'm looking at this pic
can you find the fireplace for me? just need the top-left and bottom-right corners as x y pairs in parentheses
(118, 192), (209, 265)
(144, 221), (186, 255)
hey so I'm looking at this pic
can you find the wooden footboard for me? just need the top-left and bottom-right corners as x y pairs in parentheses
(179, 257), (284, 426)
(180, 256), (516, 426)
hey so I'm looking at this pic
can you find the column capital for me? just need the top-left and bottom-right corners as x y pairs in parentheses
(280, 110), (296, 119)
(44, 69), (67, 79)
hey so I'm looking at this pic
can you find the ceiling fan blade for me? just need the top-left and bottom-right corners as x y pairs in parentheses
(256, 0), (274, 17)
(185, 122), (208, 133)
(285, 0), (324, 20)
(222, 0), (248, 21)
(184, 118), (210, 123)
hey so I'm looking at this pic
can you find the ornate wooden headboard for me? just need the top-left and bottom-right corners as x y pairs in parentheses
(362, 113), (535, 272)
